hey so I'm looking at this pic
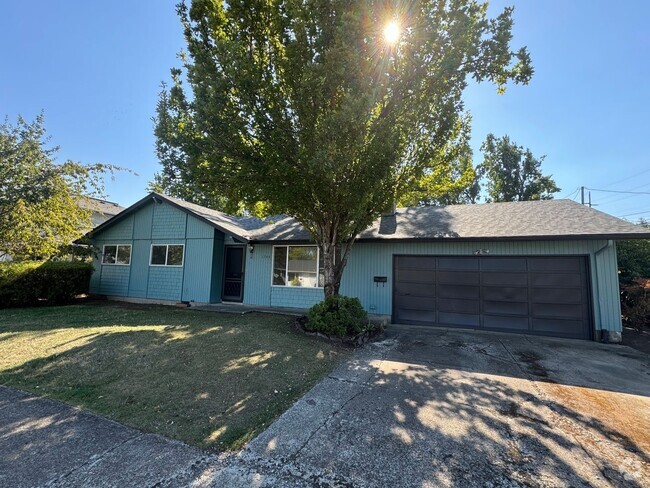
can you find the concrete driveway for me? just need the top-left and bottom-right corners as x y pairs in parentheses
(205, 326), (650, 487)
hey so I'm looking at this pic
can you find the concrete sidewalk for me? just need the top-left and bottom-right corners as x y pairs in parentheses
(0, 386), (217, 488)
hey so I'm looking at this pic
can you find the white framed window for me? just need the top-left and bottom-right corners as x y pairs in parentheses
(150, 244), (185, 267)
(102, 244), (131, 265)
(272, 245), (326, 288)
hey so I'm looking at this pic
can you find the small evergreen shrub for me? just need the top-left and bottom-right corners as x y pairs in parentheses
(0, 261), (94, 308)
(307, 295), (369, 337)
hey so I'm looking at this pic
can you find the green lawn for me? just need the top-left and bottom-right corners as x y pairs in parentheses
(0, 302), (350, 452)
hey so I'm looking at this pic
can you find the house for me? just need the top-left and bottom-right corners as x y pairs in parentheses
(86, 192), (650, 342)
(79, 196), (125, 227)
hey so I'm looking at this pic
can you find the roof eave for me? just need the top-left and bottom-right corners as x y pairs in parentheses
(251, 232), (650, 244)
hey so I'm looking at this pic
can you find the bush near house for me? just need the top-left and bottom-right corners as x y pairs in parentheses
(0, 261), (93, 308)
(621, 279), (650, 331)
(307, 295), (370, 338)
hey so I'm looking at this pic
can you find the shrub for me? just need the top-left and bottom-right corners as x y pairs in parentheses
(0, 261), (94, 308)
(307, 295), (369, 338)
(621, 283), (650, 331)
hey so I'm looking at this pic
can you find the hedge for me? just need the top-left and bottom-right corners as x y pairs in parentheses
(0, 261), (94, 308)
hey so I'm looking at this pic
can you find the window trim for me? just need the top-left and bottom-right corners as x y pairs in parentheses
(271, 245), (323, 289)
(149, 244), (185, 267)
(102, 244), (132, 266)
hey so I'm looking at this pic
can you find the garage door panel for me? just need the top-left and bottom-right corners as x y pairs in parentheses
(531, 287), (582, 304)
(480, 258), (528, 272)
(438, 257), (479, 270)
(395, 308), (436, 324)
(394, 282), (436, 298)
(438, 284), (480, 300)
(393, 255), (591, 339)
(397, 256), (437, 270)
(483, 315), (529, 330)
(438, 312), (480, 327)
(481, 272), (528, 286)
(532, 303), (584, 319)
(530, 273), (583, 287)
(437, 298), (480, 314)
(397, 269), (436, 284)
(483, 300), (529, 316)
(528, 257), (582, 273)
(396, 295), (436, 311)
(438, 271), (479, 285)
(531, 318), (585, 337)
(482, 286), (528, 302)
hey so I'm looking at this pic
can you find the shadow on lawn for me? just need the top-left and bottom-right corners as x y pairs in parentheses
(0, 308), (343, 453)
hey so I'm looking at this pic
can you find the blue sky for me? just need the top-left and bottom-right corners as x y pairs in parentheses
(2, 1), (649, 219)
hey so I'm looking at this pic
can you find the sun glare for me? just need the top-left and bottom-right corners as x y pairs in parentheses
(383, 21), (400, 45)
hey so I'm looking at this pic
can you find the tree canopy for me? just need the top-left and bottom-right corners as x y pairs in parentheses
(0, 113), (111, 259)
(154, 0), (533, 295)
(478, 133), (559, 202)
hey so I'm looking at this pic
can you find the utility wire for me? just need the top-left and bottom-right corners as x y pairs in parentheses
(596, 167), (650, 190)
(586, 187), (650, 195)
(618, 209), (650, 218)
(561, 187), (580, 200)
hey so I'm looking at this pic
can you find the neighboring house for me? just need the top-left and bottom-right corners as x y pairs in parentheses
(79, 197), (125, 227)
(86, 192), (650, 342)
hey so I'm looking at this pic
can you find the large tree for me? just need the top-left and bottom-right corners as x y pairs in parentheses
(0, 113), (111, 259)
(155, 0), (533, 296)
(478, 133), (559, 202)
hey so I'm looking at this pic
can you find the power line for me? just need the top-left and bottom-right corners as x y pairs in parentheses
(561, 187), (580, 200)
(618, 209), (650, 218)
(586, 187), (650, 195)
(596, 167), (650, 190)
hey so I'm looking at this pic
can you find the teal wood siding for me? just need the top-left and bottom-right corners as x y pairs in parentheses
(243, 245), (273, 306)
(183, 238), (214, 302)
(243, 239), (623, 333)
(210, 232), (225, 303)
(90, 200), (223, 303)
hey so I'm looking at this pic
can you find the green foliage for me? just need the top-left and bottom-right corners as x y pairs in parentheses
(621, 284), (650, 331)
(478, 134), (559, 202)
(399, 115), (481, 206)
(307, 295), (369, 337)
(617, 219), (650, 280)
(0, 261), (94, 308)
(155, 0), (533, 294)
(0, 113), (116, 259)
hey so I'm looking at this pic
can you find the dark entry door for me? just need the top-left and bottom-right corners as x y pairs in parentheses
(222, 246), (245, 302)
(393, 255), (592, 339)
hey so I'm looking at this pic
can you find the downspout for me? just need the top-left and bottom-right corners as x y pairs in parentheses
(593, 240), (618, 342)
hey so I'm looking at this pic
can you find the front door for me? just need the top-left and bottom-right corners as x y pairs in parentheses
(222, 246), (245, 302)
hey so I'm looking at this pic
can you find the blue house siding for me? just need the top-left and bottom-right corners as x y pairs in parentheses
(89, 200), (222, 304)
(243, 239), (622, 332)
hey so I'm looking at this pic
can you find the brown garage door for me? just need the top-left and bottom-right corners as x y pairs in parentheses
(393, 256), (592, 339)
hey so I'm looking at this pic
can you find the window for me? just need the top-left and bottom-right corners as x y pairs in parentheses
(272, 246), (326, 287)
(102, 244), (131, 265)
(150, 244), (184, 266)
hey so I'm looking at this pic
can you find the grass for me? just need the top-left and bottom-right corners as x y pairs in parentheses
(0, 302), (350, 452)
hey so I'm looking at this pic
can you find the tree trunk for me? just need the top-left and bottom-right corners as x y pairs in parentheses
(321, 236), (355, 299)
(321, 239), (340, 298)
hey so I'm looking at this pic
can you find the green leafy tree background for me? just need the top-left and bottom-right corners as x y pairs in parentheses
(0, 113), (113, 260)
(154, 0), (533, 296)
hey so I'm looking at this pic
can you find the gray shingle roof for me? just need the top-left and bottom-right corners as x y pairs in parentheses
(159, 194), (272, 237)
(78, 197), (125, 216)
(249, 199), (650, 242)
(88, 193), (650, 243)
